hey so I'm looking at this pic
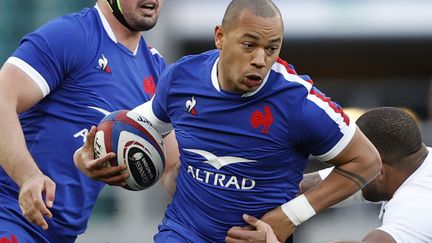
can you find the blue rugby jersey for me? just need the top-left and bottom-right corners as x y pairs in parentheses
(140, 49), (355, 242)
(0, 5), (166, 242)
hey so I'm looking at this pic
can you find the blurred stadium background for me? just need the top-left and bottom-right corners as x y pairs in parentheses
(1, 0), (431, 242)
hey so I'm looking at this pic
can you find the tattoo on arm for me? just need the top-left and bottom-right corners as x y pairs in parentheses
(333, 167), (368, 189)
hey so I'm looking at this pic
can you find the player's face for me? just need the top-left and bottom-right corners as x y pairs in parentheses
(121, 0), (163, 31)
(215, 9), (283, 94)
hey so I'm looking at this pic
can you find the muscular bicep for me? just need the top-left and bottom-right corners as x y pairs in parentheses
(303, 127), (380, 212)
(328, 127), (375, 166)
(326, 126), (380, 188)
(0, 63), (43, 113)
(361, 229), (396, 243)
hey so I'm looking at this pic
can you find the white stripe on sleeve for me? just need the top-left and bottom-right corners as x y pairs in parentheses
(132, 97), (173, 136)
(6, 57), (50, 97)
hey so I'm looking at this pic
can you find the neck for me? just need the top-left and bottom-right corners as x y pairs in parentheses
(216, 61), (240, 94)
(98, 1), (142, 52)
(403, 144), (428, 176)
(216, 61), (227, 91)
(388, 144), (428, 198)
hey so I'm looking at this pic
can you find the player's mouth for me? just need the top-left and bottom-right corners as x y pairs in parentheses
(139, 2), (157, 15)
(243, 74), (263, 88)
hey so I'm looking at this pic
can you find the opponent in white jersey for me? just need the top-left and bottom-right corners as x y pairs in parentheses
(128, 0), (380, 242)
(352, 107), (432, 243)
(0, 1), (170, 242)
(318, 108), (432, 243)
(235, 107), (432, 243)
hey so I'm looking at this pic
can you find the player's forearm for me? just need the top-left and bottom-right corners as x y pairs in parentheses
(0, 103), (42, 187)
(299, 171), (322, 194)
(303, 167), (371, 208)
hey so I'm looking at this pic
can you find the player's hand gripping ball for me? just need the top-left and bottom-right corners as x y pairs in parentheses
(94, 110), (165, 191)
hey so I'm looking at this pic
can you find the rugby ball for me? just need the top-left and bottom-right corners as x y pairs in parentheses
(94, 110), (165, 191)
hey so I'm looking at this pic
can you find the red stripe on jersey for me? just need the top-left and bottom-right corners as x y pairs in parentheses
(276, 58), (314, 85)
(276, 58), (297, 75)
(310, 89), (350, 126)
(98, 121), (114, 153)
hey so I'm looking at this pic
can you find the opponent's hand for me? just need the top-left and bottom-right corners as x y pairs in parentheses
(18, 173), (55, 230)
(226, 214), (281, 243)
(73, 126), (128, 186)
(260, 206), (296, 242)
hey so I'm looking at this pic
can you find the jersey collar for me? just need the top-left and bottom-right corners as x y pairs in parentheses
(95, 4), (117, 43)
(211, 58), (270, 98)
(94, 4), (140, 55)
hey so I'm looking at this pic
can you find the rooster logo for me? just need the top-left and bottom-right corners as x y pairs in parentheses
(143, 75), (156, 96)
(185, 96), (198, 115)
(96, 54), (112, 74)
(250, 105), (274, 134)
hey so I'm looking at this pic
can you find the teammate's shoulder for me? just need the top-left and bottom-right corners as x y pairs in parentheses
(166, 49), (218, 75)
(34, 7), (95, 38)
(174, 49), (219, 65)
(158, 50), (218, 84)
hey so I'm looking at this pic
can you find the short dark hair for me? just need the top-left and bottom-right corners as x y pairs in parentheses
(222, 0), (283, 31)
(356, 107), (422, 166)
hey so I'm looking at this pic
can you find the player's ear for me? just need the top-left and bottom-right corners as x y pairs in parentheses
(377, 162), (387, 183)
(214, 25), (224, 50)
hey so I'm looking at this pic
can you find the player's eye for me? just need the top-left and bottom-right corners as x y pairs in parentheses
(267, 46), (279, 55)
(242, 42), (254, 49)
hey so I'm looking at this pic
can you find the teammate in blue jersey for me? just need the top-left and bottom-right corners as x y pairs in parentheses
(0, 0), (179, 242)
(75, 0), (381, 242)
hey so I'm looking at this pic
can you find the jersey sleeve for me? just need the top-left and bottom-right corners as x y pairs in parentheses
(132, 64), (174, 136)
(378, 199), (432, 242)
(291, 85), (356, 161)
(7, 15), (88, 97)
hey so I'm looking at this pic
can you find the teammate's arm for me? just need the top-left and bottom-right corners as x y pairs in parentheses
(0, 63), (55, 230)
(260, 127), (381, 241)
